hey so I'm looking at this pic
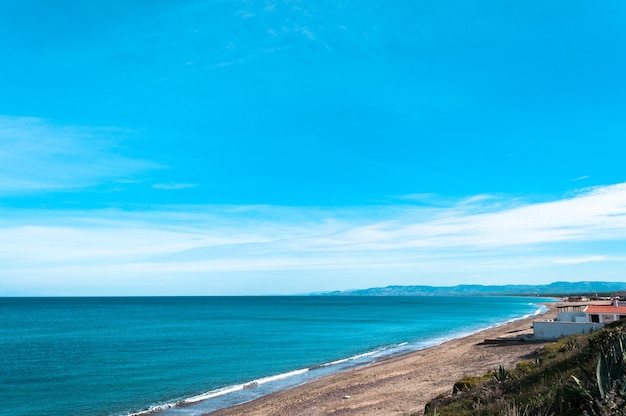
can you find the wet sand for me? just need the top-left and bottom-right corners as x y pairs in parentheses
(207, 303), (558, 416)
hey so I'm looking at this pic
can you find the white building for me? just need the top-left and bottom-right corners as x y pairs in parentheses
(533, 314), (600, 340)
(533, 300), (626, 340)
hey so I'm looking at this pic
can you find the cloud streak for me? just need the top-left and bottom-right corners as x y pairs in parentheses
(553, 255), (610, 265)
(0, 115), (156, 193)
(152, 183), (198, 190)
(1, 183), (626, 294)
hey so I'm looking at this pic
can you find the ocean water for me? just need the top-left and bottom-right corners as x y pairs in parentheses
(0, 296), (549, 416)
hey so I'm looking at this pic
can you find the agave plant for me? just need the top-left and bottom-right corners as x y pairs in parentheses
(493, 365), (510, 384)
(572, 331), (626, 414)
(596, 332), (626, 399)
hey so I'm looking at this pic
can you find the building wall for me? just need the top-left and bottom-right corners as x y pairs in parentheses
(586, 313), (626, 324)
(533, 321), (604, 340)
(555, 312), (587, 323)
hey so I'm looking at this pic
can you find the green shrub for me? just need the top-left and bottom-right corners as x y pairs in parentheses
(515, 360), (537, 376)
(453, 375), (489, 394)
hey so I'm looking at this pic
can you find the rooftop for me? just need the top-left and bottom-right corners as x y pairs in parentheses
(584, 305), (626, 314)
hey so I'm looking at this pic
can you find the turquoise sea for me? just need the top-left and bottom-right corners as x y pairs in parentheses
(1, 296), (549, 416)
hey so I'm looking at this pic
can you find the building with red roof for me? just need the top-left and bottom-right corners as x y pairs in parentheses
(533, 300), (626, 340)
(584, 301), (626, 324)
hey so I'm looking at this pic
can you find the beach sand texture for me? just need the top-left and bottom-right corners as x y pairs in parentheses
(207, 304), (558, 416)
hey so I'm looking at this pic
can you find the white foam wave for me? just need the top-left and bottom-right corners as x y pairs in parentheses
(128, 402), (176, 416)
(126, 368), (313, 415)
(318, 349), (382, 368)
(312, 341), (413, 369)
(126, 346), (404, 415)
(182, 383), (248, 404)
(252, 368), (310, 385)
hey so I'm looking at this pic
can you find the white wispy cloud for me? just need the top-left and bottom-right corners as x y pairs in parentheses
(152, 183), (198, 190)
(0, 115), (157, 192)
(553, 255), (609, 265)
(398, 193), (439, 203)
(2, 183), (626, 294)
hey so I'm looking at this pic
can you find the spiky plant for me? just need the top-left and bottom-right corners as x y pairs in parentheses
(596, 332), (626, 399)
(493, 365), (510, 384)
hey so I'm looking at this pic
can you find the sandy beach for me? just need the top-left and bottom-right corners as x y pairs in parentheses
(207, 303), (558, 416)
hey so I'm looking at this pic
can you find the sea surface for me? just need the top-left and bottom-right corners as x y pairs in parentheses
(0, 296), (550, 416)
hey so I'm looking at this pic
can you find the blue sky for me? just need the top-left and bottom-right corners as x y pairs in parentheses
(1, 1), (625, 295)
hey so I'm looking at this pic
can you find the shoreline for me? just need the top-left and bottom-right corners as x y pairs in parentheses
(204, 302), (557, 416)
(137, 299), (551, 416)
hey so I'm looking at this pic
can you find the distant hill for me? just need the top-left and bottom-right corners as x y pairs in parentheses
(317, 281), (626, 297)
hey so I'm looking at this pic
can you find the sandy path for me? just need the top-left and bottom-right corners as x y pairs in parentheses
(207, 303), (557, 416)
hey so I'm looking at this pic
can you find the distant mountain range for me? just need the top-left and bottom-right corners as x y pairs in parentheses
(316, 281), (626, 297)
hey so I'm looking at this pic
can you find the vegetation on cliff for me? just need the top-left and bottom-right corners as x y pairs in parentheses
(424, 320), (626, 416)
